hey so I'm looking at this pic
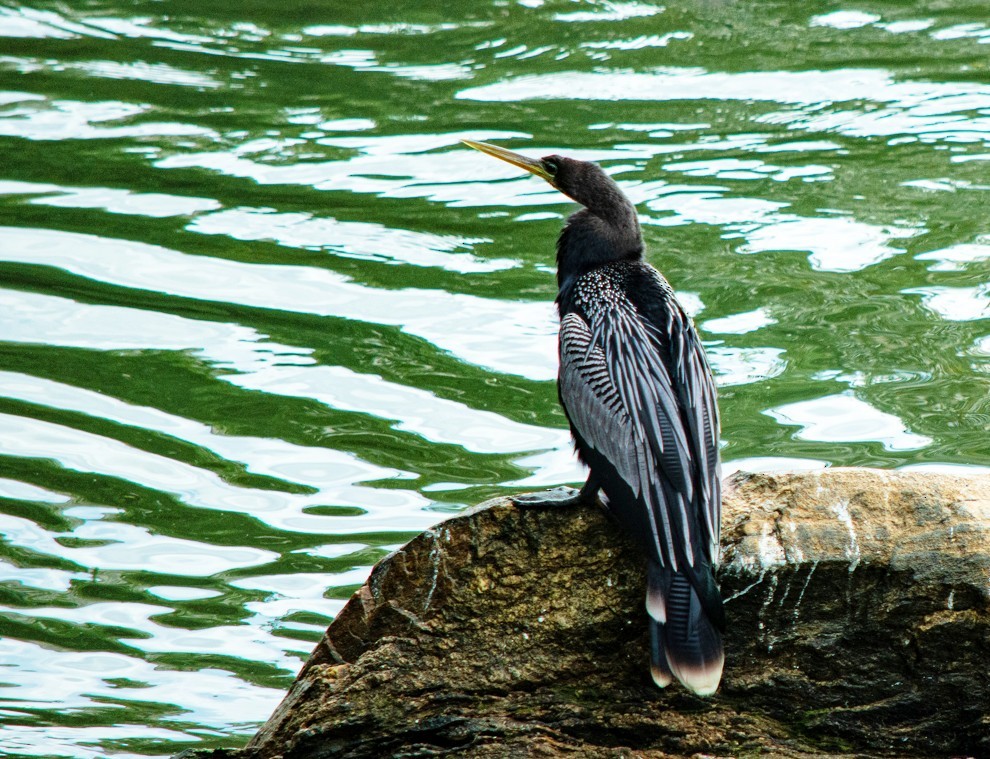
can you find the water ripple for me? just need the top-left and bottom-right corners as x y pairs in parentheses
(0, 370), (404, 492)
(0, 93), (216, 140)
(228, 364), (567, 455)
(766, 392), (933, 452)
(0, 412), (430, 534)
(187, 206), (505, 272)
(905, 285), (990, 321)
(0, 226), (559, 379)
(458, 67), (990, 145)
(0, 636), (280, 729)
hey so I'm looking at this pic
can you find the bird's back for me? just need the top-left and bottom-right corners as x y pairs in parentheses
(557, 259), (719, 571)
(557, 259), (724, 695)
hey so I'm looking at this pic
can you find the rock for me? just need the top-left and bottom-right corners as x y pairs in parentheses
(199, 470), (990, 758)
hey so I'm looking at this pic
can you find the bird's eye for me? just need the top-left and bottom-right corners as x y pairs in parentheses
(543, 159), (558, 176)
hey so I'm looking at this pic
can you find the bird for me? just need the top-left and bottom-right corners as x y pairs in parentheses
(463, 139), (725, 696)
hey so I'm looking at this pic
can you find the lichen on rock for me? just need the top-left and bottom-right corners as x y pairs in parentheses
(182, 469), (990, 758)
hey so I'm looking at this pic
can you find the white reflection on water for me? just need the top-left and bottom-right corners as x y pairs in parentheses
(0, 557), (351, 672)
(642, 189), (919, 273)
(0, 288), (313, 370)
(458, 63), (979, 105)
(0, 179), (60, 194)
(155, 130), (583, 206)
(706, 346), (787, 387)
(0, 15), (75, 39)
(809, 11), (880, 29)
(931, 23), (990, 43)
(0, 289), (576, 488)
(0, 507), (276, 575)
(0, 93), (216, 141)
(228, 365), (567, 455)
(582, 32), (692, 50)
(0, 477), (69, 503)
(554, 2), (664, 22)
(2, 178), (504, 272)
(0, 369), (407, 495)
(879, 20), (935, 34)
(0, 56), (222, 89)
(231, 572), (351, 631)
(320, 50), (472, 81)
(814, 13), (935, 36)
(0, 226), (558, 380)
(0, 7), (101, 39)
(148, 586), (223, 601)
(1, 725), (186, 759)
(767, 392), (932, 451)
(905, 285), (990, 321)
(294, 542), (367, 559)
(0, 600), (310, 675)
(0, 412), (432, 535)
(303, 22), (461, 37)
(31, 186), (222, 217)
(459, 66), (990, 144)
(972, 335), (990, 356)
(83, 15), (215, 44)
(0, 562), (86, 592)
(736, 215), (917, 273)
(915, 242), (990, 272)
(0, 636), (282, 729)
(95, 16), (481, 79)
(663, 157), (832, 183)
(703, 307), (776, 335)
(122, 613), (313, 665)
(188, 206), (507, 272)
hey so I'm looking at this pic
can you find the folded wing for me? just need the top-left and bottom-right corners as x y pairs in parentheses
(558, 290), (719, 570)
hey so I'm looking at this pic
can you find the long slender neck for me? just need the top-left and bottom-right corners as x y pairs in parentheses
(555, 203), (643, 305)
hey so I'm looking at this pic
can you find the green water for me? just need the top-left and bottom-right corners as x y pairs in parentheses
(1, 0), (989, 755)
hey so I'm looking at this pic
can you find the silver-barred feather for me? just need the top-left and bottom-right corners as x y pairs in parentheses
(558, 262), (720, 569)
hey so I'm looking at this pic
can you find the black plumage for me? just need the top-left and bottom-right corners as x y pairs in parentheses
(463, 140), (725, 696)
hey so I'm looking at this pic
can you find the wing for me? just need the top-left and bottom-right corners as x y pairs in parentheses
(665, 304), (721, 562)
(559, 292), (720, 569)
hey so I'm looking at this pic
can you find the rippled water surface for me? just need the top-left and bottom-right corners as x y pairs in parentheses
(2, 0), (990, 755)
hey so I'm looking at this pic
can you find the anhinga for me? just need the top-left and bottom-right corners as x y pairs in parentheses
(463, 139), (724, 696)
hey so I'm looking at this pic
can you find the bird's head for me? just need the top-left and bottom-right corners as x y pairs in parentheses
(462, 139), (643, 284)
(462, 139), (627, 219)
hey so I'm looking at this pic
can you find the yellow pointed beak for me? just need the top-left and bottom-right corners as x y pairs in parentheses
(462, 139), (554, 182)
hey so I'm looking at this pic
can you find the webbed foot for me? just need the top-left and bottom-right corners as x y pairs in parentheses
(511, 486), (583, 509)
(512, 477), (606, 510)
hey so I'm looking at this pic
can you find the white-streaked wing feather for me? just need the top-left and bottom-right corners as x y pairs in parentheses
(558, 275), (720, 570)
(667, 310), (721, 563)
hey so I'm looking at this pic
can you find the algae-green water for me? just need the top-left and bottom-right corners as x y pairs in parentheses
(1, 1), (989, 755)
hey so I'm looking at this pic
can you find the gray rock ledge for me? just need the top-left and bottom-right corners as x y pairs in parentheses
(180, 469), (990, 758)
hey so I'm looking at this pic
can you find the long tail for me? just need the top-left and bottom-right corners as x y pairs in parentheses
(646, 562), (724, 696)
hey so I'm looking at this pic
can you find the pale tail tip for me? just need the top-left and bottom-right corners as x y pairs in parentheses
(650, 664), (673, 689)
(645, 591), (665, 623)
(670, 657), (724, 697)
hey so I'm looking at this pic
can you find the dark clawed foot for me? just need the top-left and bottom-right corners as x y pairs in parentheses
(511, 487), (584, 509)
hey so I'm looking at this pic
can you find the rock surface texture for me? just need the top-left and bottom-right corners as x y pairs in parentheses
(191, 469), (990, 758)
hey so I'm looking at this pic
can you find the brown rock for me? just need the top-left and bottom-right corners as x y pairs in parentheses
(188, 469), (990, 758)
